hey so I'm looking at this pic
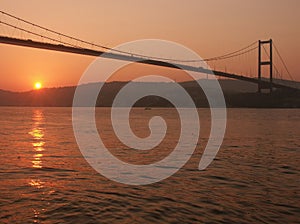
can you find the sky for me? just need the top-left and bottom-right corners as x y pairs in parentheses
(1, 0), (299, 91)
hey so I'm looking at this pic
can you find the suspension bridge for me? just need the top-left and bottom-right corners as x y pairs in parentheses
(0, 10), (298, 92)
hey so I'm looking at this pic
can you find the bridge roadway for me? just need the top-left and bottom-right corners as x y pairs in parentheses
(0, 36), (297, 91)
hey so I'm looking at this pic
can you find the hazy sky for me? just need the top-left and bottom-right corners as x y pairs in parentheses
(1, 0), (299, 91)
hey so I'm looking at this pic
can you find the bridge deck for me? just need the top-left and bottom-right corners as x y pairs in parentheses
(0, 36), (297, 91)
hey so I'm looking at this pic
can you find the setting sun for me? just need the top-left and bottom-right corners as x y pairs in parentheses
(34, 82), (42, 90)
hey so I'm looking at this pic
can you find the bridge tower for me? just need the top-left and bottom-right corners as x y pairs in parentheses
(258, 39), (273, 93)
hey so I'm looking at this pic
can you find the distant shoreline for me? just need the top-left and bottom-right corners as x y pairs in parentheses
(1, 80), (299, 108)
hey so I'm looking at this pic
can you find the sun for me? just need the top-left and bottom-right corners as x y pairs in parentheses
(34, 82), (42, 90)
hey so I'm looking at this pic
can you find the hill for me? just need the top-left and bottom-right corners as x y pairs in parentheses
(0, 80), (299, 108)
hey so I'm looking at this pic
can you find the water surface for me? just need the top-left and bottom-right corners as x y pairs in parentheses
(0, 108), (299, 223)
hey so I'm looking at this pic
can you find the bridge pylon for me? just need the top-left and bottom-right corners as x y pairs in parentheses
(258, 39), (273, 93)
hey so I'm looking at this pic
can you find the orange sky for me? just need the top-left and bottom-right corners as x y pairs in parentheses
(1, 0), (300, 91)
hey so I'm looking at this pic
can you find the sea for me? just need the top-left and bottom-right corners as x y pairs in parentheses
(0, 107), (299, 223)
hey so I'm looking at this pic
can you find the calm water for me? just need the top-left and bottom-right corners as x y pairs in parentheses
(0, 107), (299, 223)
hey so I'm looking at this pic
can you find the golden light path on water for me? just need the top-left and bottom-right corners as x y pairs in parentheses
(28, 109), (46, 223)
(28, 109), (46, 193)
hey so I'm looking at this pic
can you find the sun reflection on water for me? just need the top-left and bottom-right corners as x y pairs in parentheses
(28, 179), (45, 189)
(28, 110), (45, 169)
(27, 109), (47, 221)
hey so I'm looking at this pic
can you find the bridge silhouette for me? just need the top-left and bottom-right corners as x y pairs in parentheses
(0, 10), (298, 92)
